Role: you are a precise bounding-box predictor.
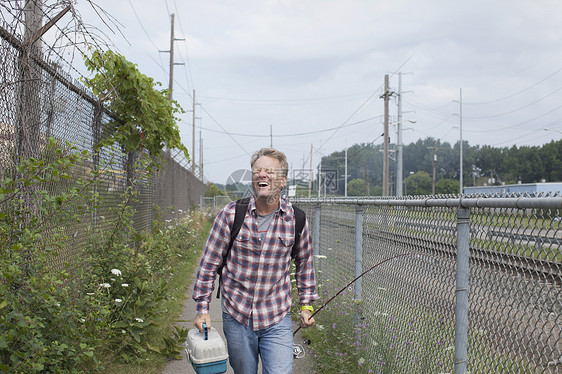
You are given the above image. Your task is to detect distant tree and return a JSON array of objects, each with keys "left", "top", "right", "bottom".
[
  {"left": 436, "top": 178, "right": 459, "bottom": 195},
  {"left": 370, "top": 185, "right": 383, "bottom": 196},
  {"left": 404, "top": 171, "right": 432, "bottom": 195},
  {"left": 541, "top": 140, "right": 562, "bottom": 181},
  {"left": 205, "top": 183, "right": 227, "bottom": 197},
  {"left": 347, "top": 178, "right": 367, "bottom": 196},
  {"left": 322, "top": 138, "right": 562, "bottom": 195}
]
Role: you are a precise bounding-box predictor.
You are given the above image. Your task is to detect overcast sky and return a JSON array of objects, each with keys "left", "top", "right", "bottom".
[{"left": 72, "top": 0, "right": 562, "bottom": 184}]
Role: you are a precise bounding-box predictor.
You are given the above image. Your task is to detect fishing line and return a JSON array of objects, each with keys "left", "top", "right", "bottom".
[{"left": 293, "top": 252, "right": 418, "bottom": 337}]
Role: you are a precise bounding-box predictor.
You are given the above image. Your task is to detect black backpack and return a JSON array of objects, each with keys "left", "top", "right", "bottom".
[{"left": 216, "top": 197, "right": 306, "bottom": 298}]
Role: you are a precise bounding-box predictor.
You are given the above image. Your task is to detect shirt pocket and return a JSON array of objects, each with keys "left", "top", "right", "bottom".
[
  {"left": 274, "top": 235, "right": 295, "bottom": 260},
  {"left": 233, "top": 229, "right": 259, "bottom": 261},
  {"left": 279, "top": 235, "right": 295, "bottom": 248}
]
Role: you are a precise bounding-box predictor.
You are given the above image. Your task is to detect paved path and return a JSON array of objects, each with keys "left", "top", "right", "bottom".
[{"left": 161, "top": 271, "right": 316, "bottom": 374}]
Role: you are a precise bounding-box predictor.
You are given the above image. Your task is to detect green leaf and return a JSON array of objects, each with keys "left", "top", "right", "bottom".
[
  {"left": 131, "top": 329, "right": 141, "bottom": 343},
  {"left": 113, "top": 321, "right": 130, "bottom": 329},
  {"left": 146, "top": 343, "right": 161, "bottom": 354}
]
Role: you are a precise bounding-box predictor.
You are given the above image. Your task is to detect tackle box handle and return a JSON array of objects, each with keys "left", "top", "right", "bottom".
[{"left": 202, "top": 322, "right": 208, "bottom": 341}]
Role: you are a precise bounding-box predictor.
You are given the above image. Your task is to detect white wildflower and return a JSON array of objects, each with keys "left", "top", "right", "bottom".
[
  {"left": 115, "top": 298, "right": 123, "bottom": 303},
  {"left": 99, "top": 283, "right": 111, "bottom": 288},
  {"left": 135, "top": 318, "right": 144, "bottom": 323},
  {"left": 80, "top": 318, "right": 85, "bottom": 323},
  {"left": 86, "top": 292, "right": 95, "bottom": 296},
  {"left": 122, "top": 330, "right": 127, "bottom": 334},
  {"left": 121, "top": 283, "right": 129, "bottom": 287},
  {"left": 110, "top": 269, "right": 122, "bottom": 277}
]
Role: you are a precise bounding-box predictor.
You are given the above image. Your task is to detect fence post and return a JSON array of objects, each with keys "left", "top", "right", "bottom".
[
  {"left": 455, "top": 206, "right": 470, "bottom": 374},
  {"left": 355, "top": 204, "right": 363, "bottom": 300}
]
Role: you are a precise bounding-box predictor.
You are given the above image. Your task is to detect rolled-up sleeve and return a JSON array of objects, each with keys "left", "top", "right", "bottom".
[
  {"left": 293, "top": 219, "right": 319, "bottom": 305},
  {"left": 192, "top": 204, "right": 233, "bottom": 314}
]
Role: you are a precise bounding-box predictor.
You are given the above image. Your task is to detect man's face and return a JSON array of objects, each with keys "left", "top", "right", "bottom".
[{"left": 251, "top": 156, "right": 286, "bottom": 202}]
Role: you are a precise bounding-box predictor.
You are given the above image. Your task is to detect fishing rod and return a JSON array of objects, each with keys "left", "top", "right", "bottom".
[{"left": 294, "top": 252, "right": 418, "bottom": 336}]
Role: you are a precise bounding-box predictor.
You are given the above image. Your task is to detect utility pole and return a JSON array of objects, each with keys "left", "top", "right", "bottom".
[
  {"left": 168, "top": 14, "right": 175, "bottom": 100},
  {"left": 192, "top": 89, "right": 196, "bottom": 173},
  {"left": 364, "top": 160, "right": 368, "bottom": 196},
  {"left": 163, "top": 13, "right": 186, "bottom": 101},
  {"left": 428, "top": 141, "right": 438, "bottom": 195},
  {"left": 199, "top": 130, "right": 203, "bottom": 180},
  {"left": 396, "top": 72, "right": 403, "bottom": 196},
  {"left": 381, "top": 74, "right": 391, "bottom": 196},
  {"left": 345, "top": 147, "right": 348, "bottom": 197},
  {"left": 317, "top": 149, "right": 322, "bottom": 198}
]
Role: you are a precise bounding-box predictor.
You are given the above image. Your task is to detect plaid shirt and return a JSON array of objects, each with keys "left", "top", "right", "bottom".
[{"left": 193, "top": 196, "right": 318, "bottom": 330}]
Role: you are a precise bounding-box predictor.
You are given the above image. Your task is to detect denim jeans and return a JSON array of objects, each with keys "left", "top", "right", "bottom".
[{"left": 222, "top": 311, "right": 293, "bottom": 374}]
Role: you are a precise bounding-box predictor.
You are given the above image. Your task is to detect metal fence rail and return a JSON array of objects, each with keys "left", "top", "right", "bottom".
[{"left": 293, "top": 195, "right": 561, "bottom": 374}]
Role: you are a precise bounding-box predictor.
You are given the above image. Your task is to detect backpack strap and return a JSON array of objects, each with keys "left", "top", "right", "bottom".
[
  {"left": 291, "top": 206, "right": 306, "bottom": 259},
  {"left": 216, "top": 197, "right": 250, "bottom": 299}
]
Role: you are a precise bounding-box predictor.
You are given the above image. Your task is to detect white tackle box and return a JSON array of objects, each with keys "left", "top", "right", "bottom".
[{"left": 185, "top": 324, "right": 228, "bottom": 374}]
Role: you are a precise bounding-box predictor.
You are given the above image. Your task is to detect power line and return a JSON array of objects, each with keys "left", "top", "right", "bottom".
[
  {"left": 464, "top": 68, "right": 562, "bottom": 105},
  {"left": 465, "top": 85, "right": 562, "bottom": 120},
  {"left": 319, "top": 54, "right": 414, "bottom": 151},
  {"left": 198, "top": 92, "right": 373, "bottom": 105},
  {"left": 199, "top": 116, "right": 381, "bottom": 138}
]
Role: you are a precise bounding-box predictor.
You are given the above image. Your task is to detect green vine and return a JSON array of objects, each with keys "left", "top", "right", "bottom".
[{"left": 83, "top": 50, "right": 189, "bottom": 162}]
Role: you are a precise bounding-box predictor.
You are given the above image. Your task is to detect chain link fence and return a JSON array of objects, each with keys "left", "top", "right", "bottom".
[
  {"left": 200, "top": 195, "right": 235, "bottom": 215},
  {"left": 0, "top": 16, "right": 205, "bottom": 272},
  {"left": 294, "top": 194, "right": 561, "bottom": 373}
]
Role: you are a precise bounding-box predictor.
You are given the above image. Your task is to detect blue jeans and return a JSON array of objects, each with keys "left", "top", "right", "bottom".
[{"left": 222, "top": 311, "right": 293, "bottom": 374}]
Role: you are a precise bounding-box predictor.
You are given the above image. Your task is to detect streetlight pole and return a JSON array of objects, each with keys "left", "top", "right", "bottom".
[
  {"left": 397, "top": 72, "right": 404, "bottom": 196},
  {"left": 345, "top": 147, "right": 348, "bottom": 197},
  {"left": 382, "top": 75, "right": 390, "bottom": 196},
  {"left": 459, "top": 88, "right": 463, "bottom": 195}
]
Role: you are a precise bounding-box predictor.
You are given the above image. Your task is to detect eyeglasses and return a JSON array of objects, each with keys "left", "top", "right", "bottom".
[{"left": 252, "top": 168, "right": 278, "bottom": 177}]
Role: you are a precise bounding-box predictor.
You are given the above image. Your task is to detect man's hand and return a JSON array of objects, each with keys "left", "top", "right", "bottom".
[
  {"left": 300, "top": 309, "right": 315, "bottom": 328},
  {"left": 194, "top": 313, "right": 211, "bottom": 332}
]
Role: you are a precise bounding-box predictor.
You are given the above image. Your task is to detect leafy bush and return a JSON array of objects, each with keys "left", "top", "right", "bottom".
[
  {"left": 0, "top": 139, "right": 206, "bottom": 372},
  {"left": 0, "top": 139, "right": 102, "bottom": 372}
]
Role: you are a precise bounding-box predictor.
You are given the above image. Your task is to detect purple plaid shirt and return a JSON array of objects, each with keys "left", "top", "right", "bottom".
[{"left": 193, "top": 196, "right": 318, "bottom": 330}]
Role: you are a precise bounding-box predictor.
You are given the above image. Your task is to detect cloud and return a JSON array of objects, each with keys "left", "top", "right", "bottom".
[{"left": 72, "top": 0, "right": 562, "bottom": 183}]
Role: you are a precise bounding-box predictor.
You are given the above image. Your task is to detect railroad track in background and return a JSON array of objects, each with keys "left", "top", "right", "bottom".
[{"left": 321, "top": 217, "right": 561, "bottom": 286}]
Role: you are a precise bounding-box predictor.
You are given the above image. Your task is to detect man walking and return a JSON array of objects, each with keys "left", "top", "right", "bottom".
[{"left": 193, "top": 148, "right": 318, "bottom": 373}]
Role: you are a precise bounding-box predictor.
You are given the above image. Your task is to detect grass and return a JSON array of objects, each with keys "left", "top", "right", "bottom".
[
  {"left": 104, "top": 217, "right": 212, "bottom": 374},
  {"left": 301, "top": 276, "right": 537, "bottom": 374}
]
